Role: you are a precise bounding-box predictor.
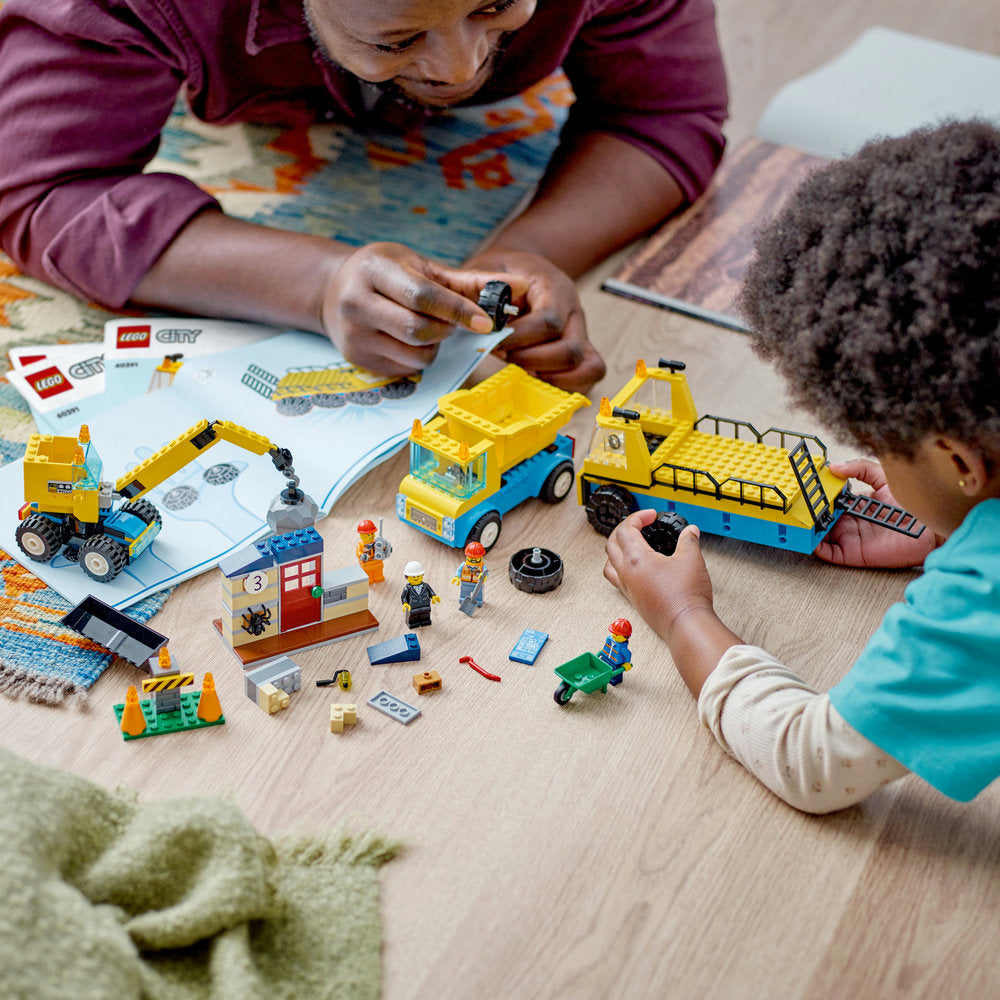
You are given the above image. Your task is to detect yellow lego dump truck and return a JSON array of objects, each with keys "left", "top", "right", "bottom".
[
  {"left": 16, "top": 419, "right": 299, "bottom": 583},
  {"left": 396, "top": 364, "right": 590, "bottom": 551},
  {"left": 577, "top": 359, "right": 924, "bottom": 554}
]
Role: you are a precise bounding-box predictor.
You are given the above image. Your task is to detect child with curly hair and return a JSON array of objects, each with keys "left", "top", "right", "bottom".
[{"left": 603, "top": 120, "right": 1000, "bottom": 813}]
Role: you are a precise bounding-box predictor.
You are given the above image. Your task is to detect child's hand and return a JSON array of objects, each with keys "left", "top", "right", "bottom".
[
  {"left": 603, "top": 510, "right": 713, "bottom": 644},
  {"left": 321, "top": 242, "right": 505, "bottom": 375},
  {"left": 464, "top": 248, "right": 606, "bottom": 394},
  {"left": 818, "top": 459, "right": 938, "bottom": 568}
]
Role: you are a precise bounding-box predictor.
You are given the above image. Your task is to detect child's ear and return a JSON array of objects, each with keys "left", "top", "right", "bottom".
[{"left": 936, "top": 436, "right": 989, "bottom": 496}]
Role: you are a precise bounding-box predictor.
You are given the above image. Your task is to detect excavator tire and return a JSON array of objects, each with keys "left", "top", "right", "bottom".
[
  {"left": 15, "top": 514, "right": 66, "bottom": 562},
  {"left": 121, "top": 498, "right": 162, "bottom": 529},
  {"left": 80, "top": 535, "right": 128, "bottom": 583}
]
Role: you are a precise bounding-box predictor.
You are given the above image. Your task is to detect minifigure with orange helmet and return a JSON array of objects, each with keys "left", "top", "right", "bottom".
[
  {"left": 356, "top": 516, "right": 392, "bottom": 584},
  {"left": 599, "top": 617, "right": 633, "bottom": 685},
  {"left": 451, "top": 539, "right": 487, "bottom": 609}
]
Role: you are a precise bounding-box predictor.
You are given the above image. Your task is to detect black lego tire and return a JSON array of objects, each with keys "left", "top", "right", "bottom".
[
  {"left": 509, "top": 546, "right": 564, "bottom": 594},
  {"left": 477, "top": 280, "right": 513, "bottom": 331},
  {"left": 538, "top": 460, "right": 575, "bottom": 503},
  {"left": 583, "top": 483, "right": 638, "bottom": 537},
  {"left": 79, "top": 535, "right": 128, "bottom": 583},
  {"left": 15, "top": 514, "right": 66, "bottom": 563},
  {"left": 640, "top": 511, "right": 689, "bottom": 556},
  {"left": 121, "top": 498, "right": 162, "bottom": 530},
  {"left": 553, "top": 681, "right": 573, "bottom": 705},
  {"left": 467, "top": 510, "right": 502, "bottom": 551}
]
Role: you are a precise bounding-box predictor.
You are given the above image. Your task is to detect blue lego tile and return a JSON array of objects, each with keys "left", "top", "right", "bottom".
[
  {"left": 509, "top": 628, "right": 549, "bottom": 664},
  {"left": 367, "top": 690, "right": 421, "bottom": 725},
  {"left": 367, "top": 633, "right": 421, "bottom": 664}
]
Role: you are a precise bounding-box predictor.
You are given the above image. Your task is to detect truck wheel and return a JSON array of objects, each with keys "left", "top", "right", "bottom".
[
  {"left": 80, "top": 535, "right": 128, "bottom": 583},
  {"left": 347, "top": 389, "right": 381, "bottom": 406},
  {"left": 15, "top": 514, "right": 65, "bottom": 562},
  {"left": 276, "top": 396, "right": 312, "bottom": 416},
  {"left": 553, "top": 682, "right": 573, "bottom": 705},
  {"left": 312, "top": 392, "right": 347, "bottom": 408},
  {"left": 121, "top": 498, "right": 162, "bottom": 530},
  {"left": 467, "top": 511, "right": 502, "bottom": 551},
  {"left": 539, "top": 461, "right": 575, "bottom": 503},
  {"left": 477, "top": 280, "right": 513, "bottom": 331},
  {"left": 584, "top": 484, "right": 638, "bottom": 537},
  {"left": 641, "top": 511, "right": 689, "bottom": 556},
  {"left": 382, "top": 379, "right": 418, "bottom": 400},
  {"left": 509, "top": 546, "right": 564, "bottom": 593}
]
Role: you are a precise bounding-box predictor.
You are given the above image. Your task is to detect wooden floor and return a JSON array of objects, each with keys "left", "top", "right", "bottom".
[{"left": 3, "top": 3, "right": 999, "bottom": 997}]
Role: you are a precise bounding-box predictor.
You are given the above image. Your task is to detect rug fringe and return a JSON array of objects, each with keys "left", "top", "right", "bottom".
[{"left": 0, "top": 661, "right": 88, "bottom": 706}]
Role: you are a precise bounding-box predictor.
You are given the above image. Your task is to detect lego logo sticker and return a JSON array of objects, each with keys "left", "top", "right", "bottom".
[
  {"left": 28, "top": 366, "right": 72, "bottom": 399},
  {"left": 117, "top": 324, "right": 152, "bottom": 349}
]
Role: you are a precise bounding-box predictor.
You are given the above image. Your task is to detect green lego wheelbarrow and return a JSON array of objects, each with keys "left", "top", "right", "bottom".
[{"left": 553, "top": 651, "right": 630, "bottom": 705}]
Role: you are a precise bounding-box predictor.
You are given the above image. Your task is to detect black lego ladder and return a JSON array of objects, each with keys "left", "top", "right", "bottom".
[
  {"left": 788, "top": 439, "right": 834, "bottom": 530},
  {"left": 834, "top": 488, "right": 926, "bottom": 538}
]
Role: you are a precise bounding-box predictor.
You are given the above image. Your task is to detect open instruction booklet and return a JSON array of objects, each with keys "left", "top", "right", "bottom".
[
  {"left": 2, "top": 317, "right": 508, "bottom": 609},
  {"left": 603, "top": 27, "right": 1000, "bottom": 331}
]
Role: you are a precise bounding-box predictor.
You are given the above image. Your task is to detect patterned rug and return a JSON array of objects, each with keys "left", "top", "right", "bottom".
[{"left": 0, "top": 73, "right": 571, "bottom": 702}]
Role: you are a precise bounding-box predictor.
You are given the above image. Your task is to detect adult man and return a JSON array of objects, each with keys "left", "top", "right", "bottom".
[{"left": 0, "top": 0, "right": 727, "bottom": 394}]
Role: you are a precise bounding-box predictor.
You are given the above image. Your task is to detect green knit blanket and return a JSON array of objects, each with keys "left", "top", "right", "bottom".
[{"left": 0, "top": 747, "right": 397, "bottom": 1000}]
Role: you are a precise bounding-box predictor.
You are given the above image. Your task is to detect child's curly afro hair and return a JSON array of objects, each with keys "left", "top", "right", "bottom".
[{"left": 738, "top": 120, "right": 1000, "bottom": 458}]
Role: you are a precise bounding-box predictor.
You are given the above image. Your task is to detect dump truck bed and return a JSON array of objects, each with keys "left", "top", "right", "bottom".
[{"left": 434, "top": 365, "right": 589, "bottom": 472}]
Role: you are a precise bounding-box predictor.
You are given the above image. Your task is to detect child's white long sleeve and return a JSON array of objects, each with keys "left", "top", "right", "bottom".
[{"left": 697, "top": 645, "right": 909, "bottom": 813}]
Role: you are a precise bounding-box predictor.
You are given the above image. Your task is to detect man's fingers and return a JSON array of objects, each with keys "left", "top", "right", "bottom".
[
  {"left": 341, "top": 329, "right": 440, "bottom": 375},
  {"left": 370, "top": 264, "right": 495, "bottom": 334}
]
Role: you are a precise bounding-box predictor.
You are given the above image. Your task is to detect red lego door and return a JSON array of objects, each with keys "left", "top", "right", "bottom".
[{"left": 278, "top": 556, "right": 322, "bottom": 631}]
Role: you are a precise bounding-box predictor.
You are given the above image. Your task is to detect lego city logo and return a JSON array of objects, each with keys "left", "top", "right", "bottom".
[
  {"left": 116, "top": 324, "right": 152, "bottom": 349},
  {"left": 68, "top": 355, "right": 104, "bottom": 380},
  {"left": 156, "top": 328, "right": 202, "bottom": 344},
  {"left": 28, "top": 365, "right": 72, "bottom": 399}
]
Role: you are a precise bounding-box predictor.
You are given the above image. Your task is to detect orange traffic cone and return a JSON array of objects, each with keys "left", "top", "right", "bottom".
[
  {"left": 197, "top": 672, "right": 223, "bottom": 722},
  {"left": 120, "top": 686, "right": 147, "bottom": 736}
]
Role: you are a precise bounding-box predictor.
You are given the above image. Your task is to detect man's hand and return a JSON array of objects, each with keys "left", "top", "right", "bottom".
[
  {"left": 818, "top": 459, "right": 938, "bottom": 569},
  {"left": 321, "top": 242, "right": 505, "bottom": 375},
  {"left": 465, "top": 248, "right": 605, "bottom": 394}
]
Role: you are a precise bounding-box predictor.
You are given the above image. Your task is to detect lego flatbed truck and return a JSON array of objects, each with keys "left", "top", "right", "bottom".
[
  {"left": 577, "top": 359, "right": 923, "bottom": 554},
  {"left": 396, "top": 364, "right": 590, "bottom": 551}
]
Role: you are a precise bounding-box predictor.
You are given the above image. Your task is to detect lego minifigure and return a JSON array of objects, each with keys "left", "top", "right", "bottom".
[
  {"left": 401, "top": 560, "right": 440, "bottom": 628},
  {"left": 356, "top": 517, "right": 392, "bottom": 584},
  {"left": 452, "top": 540, "right": 487, "bottom": 614},
  {"left": 599, "top": 618, "right": 632, "bottom": 686}
]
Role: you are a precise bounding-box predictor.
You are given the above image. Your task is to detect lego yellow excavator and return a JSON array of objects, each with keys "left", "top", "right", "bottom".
[{"left": 16, "top": 419, "right": 301, "bottom": 583}]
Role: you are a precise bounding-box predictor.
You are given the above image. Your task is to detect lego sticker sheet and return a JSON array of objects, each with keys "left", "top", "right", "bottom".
[{"left": 0, "top": 325, "right": 507, "bottom": 609}]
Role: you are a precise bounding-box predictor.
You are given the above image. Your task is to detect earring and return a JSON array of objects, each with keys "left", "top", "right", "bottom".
[{"left": 959, "top": 479, "right": 967, "bottom": 488}]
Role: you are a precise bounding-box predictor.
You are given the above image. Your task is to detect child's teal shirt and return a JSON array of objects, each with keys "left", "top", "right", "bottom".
[{"left": 829, "top": 499, "right": 1000, "bottom": 802}]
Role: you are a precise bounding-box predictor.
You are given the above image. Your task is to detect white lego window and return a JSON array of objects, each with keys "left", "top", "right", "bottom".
[{"left": 301, "top": 574, "right": 316, "bottom": 588}]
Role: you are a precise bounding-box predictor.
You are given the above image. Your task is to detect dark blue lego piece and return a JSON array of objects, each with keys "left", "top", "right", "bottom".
[
  {"left": 509, "top": 628, "right": 549, "bottom": 665},
  {"left": 367, "top": 633, "right": 421, "bottom": 665}
]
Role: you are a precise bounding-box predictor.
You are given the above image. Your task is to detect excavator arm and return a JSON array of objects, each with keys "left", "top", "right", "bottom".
[{"left": 114, "top": 419, "right": 298, "bottom": 501}]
